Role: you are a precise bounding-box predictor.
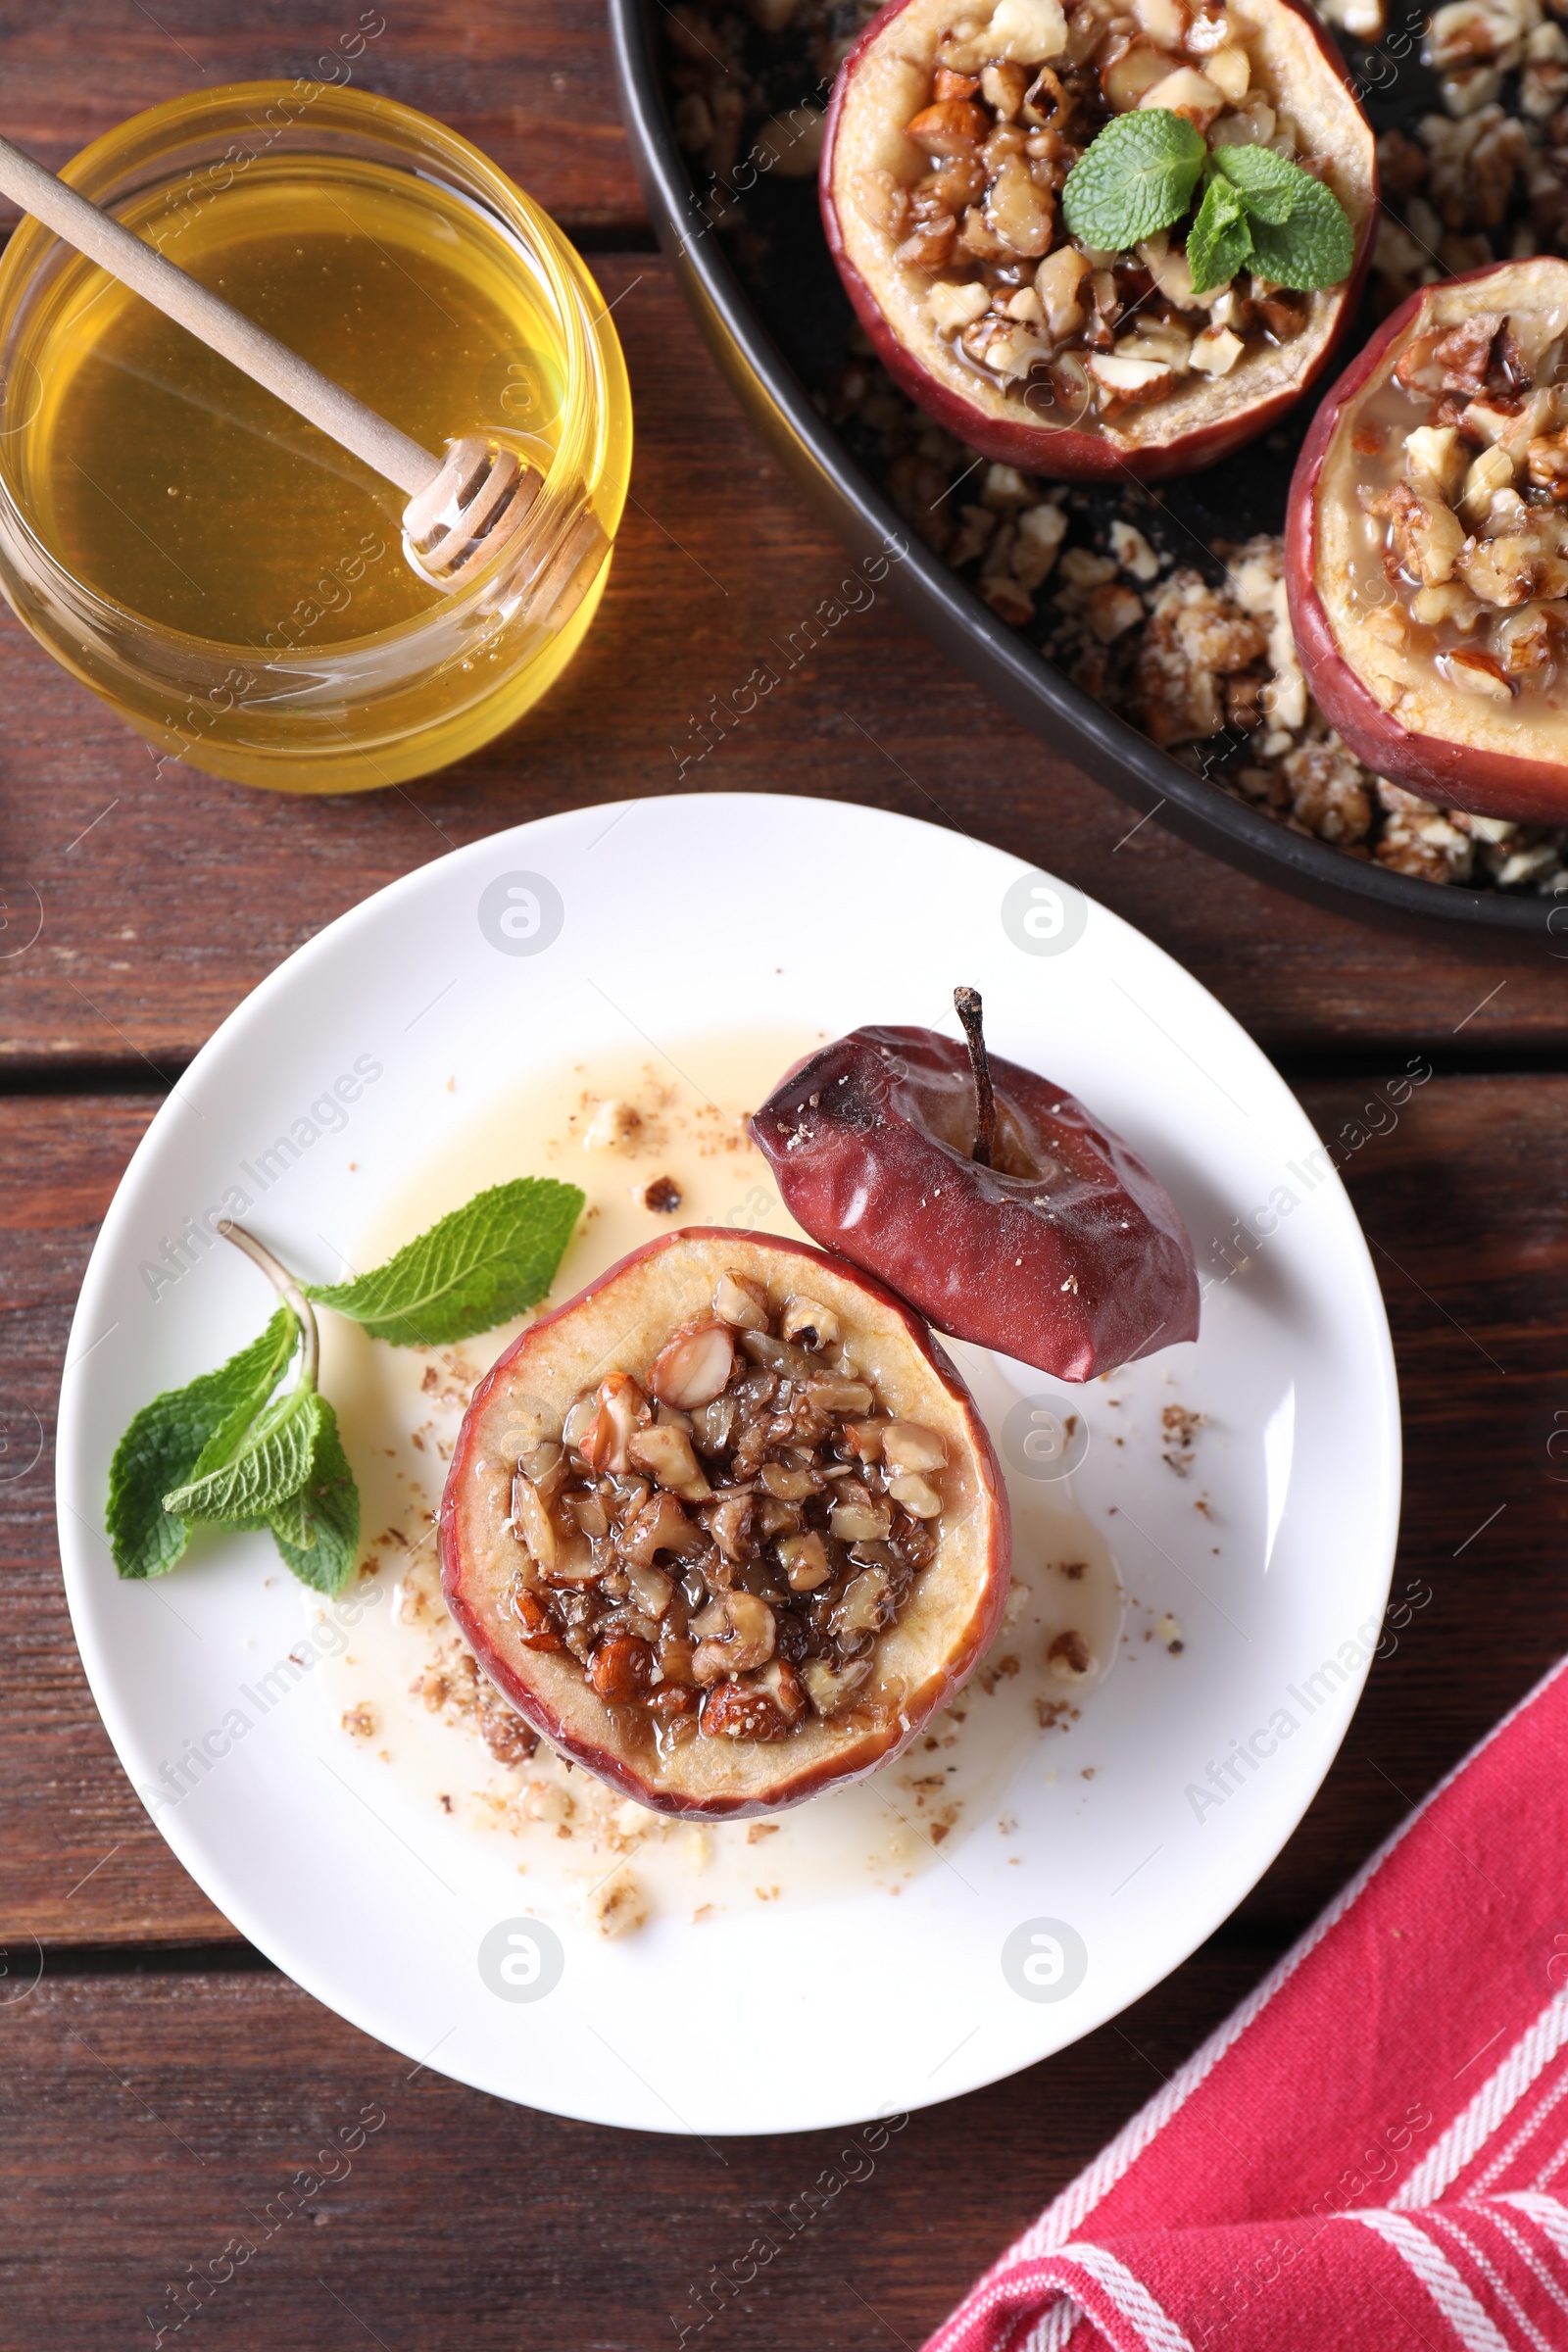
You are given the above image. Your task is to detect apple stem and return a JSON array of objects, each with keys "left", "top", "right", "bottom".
[{"left": 954, "top": 985, "right": 995, "bottom": 1169}]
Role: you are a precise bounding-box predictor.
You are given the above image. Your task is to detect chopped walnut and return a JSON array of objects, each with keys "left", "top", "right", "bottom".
[
  {"left": 1281, "top": 739, "right": 1374, "bottom": 844},
  {"left": 583, "top": 1868, "right": 648, "bottom": 1937},
  {"left": 1133, "top": 572, "right": 1267, "bottom": 745},
  {"left": 583, "top": 1098, "right": 643, "bottom": 1152},
  {"left": 1047, "top": 1630, "right": 1094, "bottom": 1681},
  {"left": 1364, "top": 480, "right": 1468, "bottom": 586}
]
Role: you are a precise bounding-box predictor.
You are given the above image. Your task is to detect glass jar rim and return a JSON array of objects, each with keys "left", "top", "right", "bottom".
[{"left": 0, "top": 77, "right": 606, "bottom": 664}]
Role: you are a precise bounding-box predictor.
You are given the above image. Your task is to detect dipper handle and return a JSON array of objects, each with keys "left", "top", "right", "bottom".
[
  {"left": 0, "top": 128, "right": 596, "bottom": 602},
  {"left": 0, "top": 131, "right": 440, "bottom": 498}
]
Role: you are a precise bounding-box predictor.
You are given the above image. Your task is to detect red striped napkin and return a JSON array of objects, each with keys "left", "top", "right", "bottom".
[{"left": 926, "top": 1656, "right": 1568, "bottom": 2352}]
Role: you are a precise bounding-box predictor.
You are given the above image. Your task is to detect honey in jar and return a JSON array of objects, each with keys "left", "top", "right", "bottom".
[{"left": 0, "top": 81, "right": 631, "bottom": 790}]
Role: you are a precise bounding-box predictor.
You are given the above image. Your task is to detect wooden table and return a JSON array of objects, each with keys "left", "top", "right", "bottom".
[{"left": 3, "top": 8, "right": 1565, "bottom": 2343}]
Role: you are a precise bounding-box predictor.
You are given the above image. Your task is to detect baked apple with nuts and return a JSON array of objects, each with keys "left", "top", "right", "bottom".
[
  {"left": 1287, "top": 258, "right": 1568, "bottom": 820},
  {"left": 820, "top": 0, "right": 1375, "bottom": 478},
  {"left": 440, "top": 1229, "right": 1010, "bottom": 1817},
  {"left": 752, "top": 992, "right": 1198, "bottom": 1382}
]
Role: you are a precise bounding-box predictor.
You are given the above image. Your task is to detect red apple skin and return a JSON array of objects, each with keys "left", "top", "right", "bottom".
[
  {"left": 751, "top": 1027, "right": 1200, "bottom": 1382},
  {"left": 820, "top": 0, "right": 1376, "bottom": 484},
  {"left": 439, "top": 1228, "right": 1012, "bottom": 1819},
  {"left": 1287, "top": 265, "right": 1568, "bottom": 823}
]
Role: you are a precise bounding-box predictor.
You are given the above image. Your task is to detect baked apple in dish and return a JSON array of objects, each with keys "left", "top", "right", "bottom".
[
  {"left": 440, "top": 1230, "right": 1010, "bottom": 1817},
  {"left": 750, "top": 1004, "right": 1199, "bottom": 1382},
  {"left": 1287, "top": 257, "right": 1568, "bottom": 821},
  {"left": 820, "top": 0, "right": 1376, "bottom": 478}
]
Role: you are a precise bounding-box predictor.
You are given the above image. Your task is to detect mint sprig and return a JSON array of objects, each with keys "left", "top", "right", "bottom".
[
  {"left": 106, "top": 1176, "right": 584, "bottom": 1594},
  {"left": 1060, "top": 111, "right": 1205, "bottom": 253},
  {"left": 1058, "top": 113, "right": 1354, "bottom": 297},
  {"left": 305, "top": 1178, "right": 583, "bottom": 1346}
]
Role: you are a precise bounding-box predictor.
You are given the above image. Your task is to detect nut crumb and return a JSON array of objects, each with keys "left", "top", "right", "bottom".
[
  {"left": 341, "top": 1704, "right": 377, "bottom": 1739},
  {"left": 1035, "top": 1694, "right": 1079, "bottom": 1732},
  {"left": 583, "top": 1098, "right": 642, "bottom": 1152},
  {"left": 977, "top": 1651, "right": 1020, "bottom": 1695},
  {"left": 746, "top": 1821, "right": 781, "bottom": 1843},
  {"left": 1048, "top": 1631, "right": 1094, "bottom": 1683},
  {"left": 642, "top": 1174, "right": 683, "bottom": 1213},
  {"left": 1162, "top": 1405, "right": 1207, "bottom": 1446},
  {"left": 583, "top": 1868, "right": 647, "bottom": 1937}
]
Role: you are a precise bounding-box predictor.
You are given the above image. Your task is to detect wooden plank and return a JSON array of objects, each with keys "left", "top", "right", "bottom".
[
  {"left": 1238, "top": 1067, "right": 1568, "bottom": 1931},
  {"left": 1, "top": 258, "right": 1565, "bottom": 1071},
  {"left": 0, "top": 1942, "right": 1266, "bottom": 2349},
  {"left": 0, "top": 2, "right": 644, "bottom": 232},
  {"left": 6, "top": 1072, "right": 1566, "bottom": 1946},
  {"left": 1, "top": 1095, "right": 231, "bottom": 1943}
]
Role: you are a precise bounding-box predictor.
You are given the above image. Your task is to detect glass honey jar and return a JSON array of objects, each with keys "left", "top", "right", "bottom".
[{"left": 0, "top": 79, "right": 632, "bottom": 791}]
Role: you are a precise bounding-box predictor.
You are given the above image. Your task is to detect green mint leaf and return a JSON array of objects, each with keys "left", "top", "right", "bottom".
[
  {"left": 1061, "top": 110, "right": 1207, "bottom": 254},
  {"left": 164, "top": 1384, "right": 324, "bottom": 1526},
  {"left": 183, "top": 1309, "right": 303, "bottom": 1492},
  {"left": 305, "top": 1177, "right": 585, "bottom": 1346},
  {"left": 1211, "top": 145, "right": 1355, "bottom": 286},
  {"left": 107, "top": 1308, "right": 299, "bottom": 1579},
  {"left": 269, "top": 1400, "right": 360, "bottom": 1595},
  {"left": 1246, "top": 169, "right": 1355, "bottom": 290},
  {"left": 1186, "top": 172, "right": 1253, "bottom": 296},
  {"left": 1209, "top": 140, "right": 1301, "bottom": 224}
]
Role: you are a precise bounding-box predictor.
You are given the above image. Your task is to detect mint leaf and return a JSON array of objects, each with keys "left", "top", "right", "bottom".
[
  {"left": 107, "top": 1308, "right": 299, "bottom": 1579},
  {"left": 164, "top": 1384, "right": 325, "bottom": 1525},
  {"left": 1247, "top": 170, "right": 1354, "bottom": 290},
  {"left": 305, "top": 1177, "right": 584, "bottom": 1346},
  {"left": 1186, "top": 173, "right": 1253, "bottom": 296},
  {"left": 183, "top": 1308, "right": 303, "bottom": 1494},
  {"left": 1061, "top": 110, "right": 1206, "bottom": 254},
  {"left": 269, "top": 1400, "right": 360, "bottom": 1594},
  {"left": 1210, "top": 141, "right": 1300, "bottom": 224},
  {"left": 1211, "top": 145, "right": 1354, "bottom": 287}
]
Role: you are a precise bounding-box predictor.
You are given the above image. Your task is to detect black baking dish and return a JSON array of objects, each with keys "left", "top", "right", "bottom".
[{"left": 610, "top": 0, "right": 1568, "bottom": 945}]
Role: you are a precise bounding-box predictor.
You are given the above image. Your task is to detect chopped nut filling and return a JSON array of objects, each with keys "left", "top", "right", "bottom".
[
  {"left": 1351, "top": 305, "right": 1568, "bottom": 700},
  {"left": 504, "top": 1276, "right": 949, "bottom": 1746},
  {"left": 858, "top": 0, "right": 1312, "bottom": 423}
]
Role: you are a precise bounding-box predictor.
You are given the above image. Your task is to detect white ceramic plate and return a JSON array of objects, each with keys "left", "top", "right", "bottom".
[{"left": 56, "top": 794, "right": 1399, "bottom": 2135}]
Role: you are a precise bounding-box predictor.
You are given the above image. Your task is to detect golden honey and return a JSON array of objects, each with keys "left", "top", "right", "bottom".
[{"left": 0, "top": 84, "right": 632, "bottom": 791}]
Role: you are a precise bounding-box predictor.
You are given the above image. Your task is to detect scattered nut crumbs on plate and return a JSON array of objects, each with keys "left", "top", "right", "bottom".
[{"left": 1162, "top": 1402, "right": 1208, "bottom": 1477}]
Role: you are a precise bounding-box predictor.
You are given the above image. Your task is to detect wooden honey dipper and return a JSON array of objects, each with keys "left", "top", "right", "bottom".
[{"left": 0, "top": 129, "right": 588, "bottom": 605}]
